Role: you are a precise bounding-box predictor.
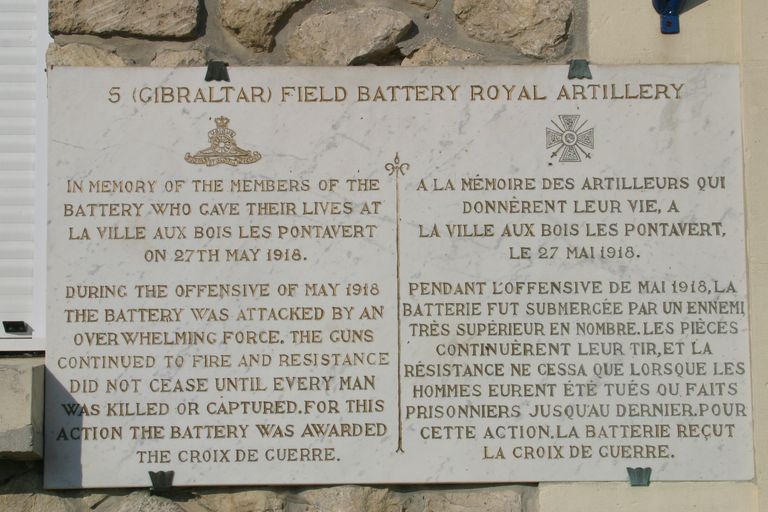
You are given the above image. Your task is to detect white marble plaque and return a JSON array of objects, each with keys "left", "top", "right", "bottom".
[{"left": 45, "top": 65, "right": 752, "bottom": 488}]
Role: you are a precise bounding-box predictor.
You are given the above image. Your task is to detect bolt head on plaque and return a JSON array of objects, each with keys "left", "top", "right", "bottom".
[
  {"left": 148, "top": 470, "right": 174, "bottom": 492},
  {"left": 204, "top": 61, "right": 230, "bottom": 82},
  {"left": 568, "top": 59, "right": 593, "bottom": 80},
  {"left": 627, "top": 467, "right": 652, "bottom": 486}
]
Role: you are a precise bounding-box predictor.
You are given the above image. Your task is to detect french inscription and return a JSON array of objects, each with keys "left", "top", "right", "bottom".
[{"left": 45, "top": 65, "right": 751, "bottom": 488}]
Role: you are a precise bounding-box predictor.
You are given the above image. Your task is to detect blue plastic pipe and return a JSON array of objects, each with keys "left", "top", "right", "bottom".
[{"left": 652, "top": 0, "right": 686, "bottom": 34}]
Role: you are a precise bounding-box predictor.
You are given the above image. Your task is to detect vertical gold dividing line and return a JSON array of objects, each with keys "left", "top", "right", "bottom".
[{"left": 396, "top": 170, "right": 404, "bottom": 454}]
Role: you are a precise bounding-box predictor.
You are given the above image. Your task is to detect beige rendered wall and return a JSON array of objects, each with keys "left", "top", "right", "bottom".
[
  {"left": 589, "top": 0, "right": 741, "bottom": 64},
  {"left": 537, "top": 1, "right": 764, "bottom": 511},
  {"left": 743, "top": 0, "right": 768, "bottom": 510}
]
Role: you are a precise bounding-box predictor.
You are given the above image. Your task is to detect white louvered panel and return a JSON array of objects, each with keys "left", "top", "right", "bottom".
[
  {"left": 0, "top": 169, "right": 34, "bottom": 187},
  {"left": 0, "top": 204, "right": 33, "bottom": 223},
  {"left": 0, "top": 99, "right": 35, "bottom": 117},
  {"left": 0, "top": 259, "right": 32, "bottom": 278},
  {"left": 0, "top": 305, "right": 32, "bottom": 318},
  {"left": 0, "top": 0, "right": 36, "bottom": 11},
  {"left": 0, "top": 46, "right": 35, "bottom": 64},
  {"left": 0, "top": 186, "right": 34, "bottom": 205},
  {"left": 0, "top": 303, "right": 33, "bottom": 317},
  {"left": 0, "top": 82, "right": 35, "bottom": 99},
  {"left": 0, "top": 224, "right": 34, "bottom": 242},
  {"left": 0, "top": 203, "right": 33, "bottom": 219},
  {"left": 0, "top": 207, "right": 33, "bottom": 231},
  {"left": 0, "top": 12, "right": 36, "bottom": 30},
  {"left": 0, "top": 117, "right": 33, "bottom": 135},
  {"left": 0, "top": 65, "right": 35, "bottom": 83},
  {"left": 0, "top": 240, "right": 33, "bottom": 260},
  {"left": 0, "top": 0, "right": 40, "bottom": 345},
  {"left": 0, "top": 296, "right": 33, "bottom": 310},
  {"left": 0, "top": 276, "right": 32, "bottom": 295},
  {"left": 0, "top": 152, "right": 34, "bottom": 170},
  {"left": 0, "top": 135, "right": 35, "bottom": 152},
  {"left": 0, "top": 32, "right": 35, "bottom": 48}
]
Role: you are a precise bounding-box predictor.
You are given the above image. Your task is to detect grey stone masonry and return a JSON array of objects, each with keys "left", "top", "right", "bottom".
[
  {"left": 47, "top": 0, "right": 587, "bottom": 67},
  {"left": 49, "top": 0, "right": 201, "bottom": 39},
  {"left": 0, "top": 361, "right": 43, "bottom": 460},
  {"left": 0, "top": 464, "right": 536, "bottom": 512}
]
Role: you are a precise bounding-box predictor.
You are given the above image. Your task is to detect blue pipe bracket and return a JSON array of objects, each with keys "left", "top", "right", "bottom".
[{"left": 653, "top": 0, "right": 686, "bottom": 34}]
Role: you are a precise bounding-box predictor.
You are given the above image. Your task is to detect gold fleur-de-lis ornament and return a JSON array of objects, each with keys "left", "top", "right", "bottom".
[{"left": 385, "top": 152, "right": 410, "bottom": 177}]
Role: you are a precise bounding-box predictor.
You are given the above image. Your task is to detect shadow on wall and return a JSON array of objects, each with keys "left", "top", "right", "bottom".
[
  {"left": 43, "top": 368, "right": 83, "bottom": 489},
  {"left": 681, "top": 0, "right": 710, "bottom": 13}
]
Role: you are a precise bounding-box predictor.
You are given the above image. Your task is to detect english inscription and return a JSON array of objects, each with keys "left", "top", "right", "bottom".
[{"left": 45, "top": 65, "right": 752, "bottom": 488}]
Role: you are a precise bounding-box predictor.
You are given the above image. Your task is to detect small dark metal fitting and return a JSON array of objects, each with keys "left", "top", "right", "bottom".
[
  {"left": 653, "top": 0, "right": 687, "bottom": 34},
  {"left": 205, "top": 61, "right": 230, "bottom": 82},
  {"left": 568, "top": 59, "right": 592, "bottom": 80},
  {"left": 149, "top": 470, "right": 175, "bottom": 492},
  {"left": 627, "top": 467, "right": 652, "bottom": 486}
]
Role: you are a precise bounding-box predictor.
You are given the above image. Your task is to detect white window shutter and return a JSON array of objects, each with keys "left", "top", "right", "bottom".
[{"left": 0, "top": 0, "right": 47, "bottom": 349}]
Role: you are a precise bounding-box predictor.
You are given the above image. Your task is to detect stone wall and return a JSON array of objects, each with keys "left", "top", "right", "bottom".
[
  {"left": 46, "top": 0, "right": 587, "bottom": 67},
  {"left": 0, "top": 462, "right": 536, "bottom": 512}
]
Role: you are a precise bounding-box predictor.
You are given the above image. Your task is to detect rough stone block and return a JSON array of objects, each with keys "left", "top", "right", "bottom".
[
  {"left": 407, "top": 0, "right": 439, "bottom": 9},
  {"left": 291, "top": 486, "right": 400, "bottom": 512},
  {"left": 287, "top": 7, "right": 413, "bottom": 65},
  {"left": 538, "top": 482, "right": 757, "bottom": 512},
  {"left": 0, "top": 462, "right": 93, "bottom": 511},
  {"left": 403, "top": 38, "right": 482, "bottom": 66},
  {"left": 93, "top": 491, "right": 186, "bottom": 512},
  {"left": 453, "top": 0, "right": 574, "bottom": 58},
  {"left": 49, "top": 0, "right": 200, "bottom": 39},
  {"left": 151, "top": 49, "right": 207, "bottom": 67},
  {"left": 220, "top": 0, "right": 308, "bottom": 52},
  {"left": 46, "top": 43, "right": 129, "bottom": 67},
  {"left": 196, "top": 489, "right": 286, "bottom": 512},
  {"left": 0, "top": 361, "right": 43, "bottom": 460},
  {"left": 402, "top": 488, "right": 525, "bottom": 512}
]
